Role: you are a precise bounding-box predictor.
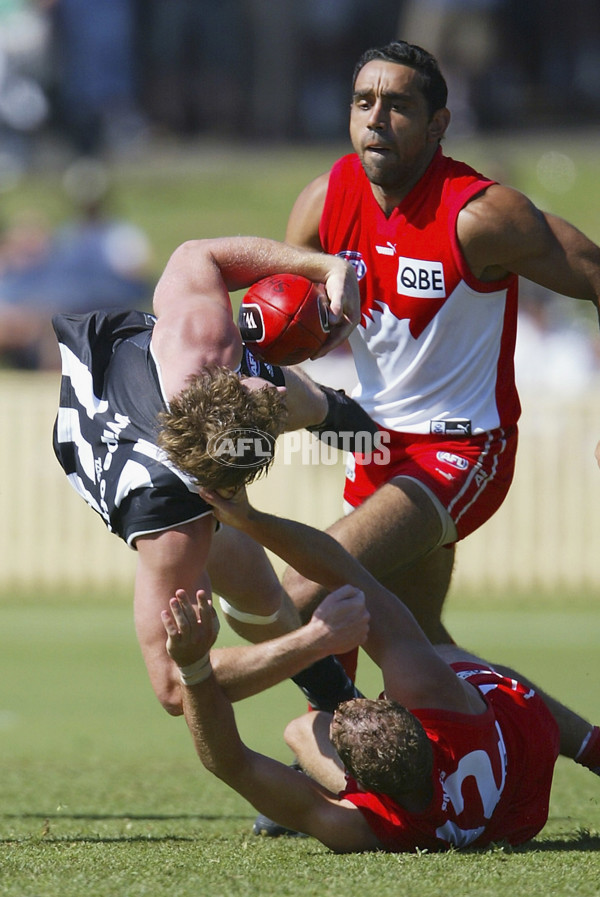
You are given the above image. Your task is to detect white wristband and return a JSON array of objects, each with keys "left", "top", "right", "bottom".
[{"left": 178, "top": 652, "right": 212, "bottom": 686}]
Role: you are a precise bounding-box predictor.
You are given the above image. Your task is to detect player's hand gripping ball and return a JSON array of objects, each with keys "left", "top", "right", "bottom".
[{"left": 238, "top": 274, "right": 330, "bottom": 365}]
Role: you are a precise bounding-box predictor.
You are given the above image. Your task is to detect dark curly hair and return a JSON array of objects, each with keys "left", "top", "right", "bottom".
[
  {"left": 158, "top": 366, "right": 287, "bottom": 492},
  {"left": 331, "top": 698, "right": 433, "bottom": 799}
]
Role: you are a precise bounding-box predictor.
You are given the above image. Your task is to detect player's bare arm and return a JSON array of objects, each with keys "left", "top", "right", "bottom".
[
  {"left": 162, "top": 589, "right": 381, "bottom": 852},
  {"left": 199, "top": 487, "right": 480, "bottom": 714},
  {"left": 458, "top": 184, "right": 600, "bottom": 306},
  {"left": 284, "top": 709, "right": 348, "bottom": 794},
  {"left": 169, "top": 585, "right": 369, "bottom": 703},
  {"left": 278, "top": 365, "right": 328, "bottom": 429},
  {"left": 285, "top": 173, "right": 329, "bottom": 250},
  {"left": 155, "top": 236, "right": 357, "bottom": 312},
  {"left": 285, "top": 176, "right": 360, "bottom": 351},
  {"left": 137, "top": 511, "right": 352, "bottom": 712},
  {"left": 152, "top": 236, "right": 358, "bottom": 389}
]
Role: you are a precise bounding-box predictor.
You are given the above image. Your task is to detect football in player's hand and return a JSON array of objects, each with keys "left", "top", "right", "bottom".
[{"left": 238, "top": 274, "right": 330, "bottom": 365}]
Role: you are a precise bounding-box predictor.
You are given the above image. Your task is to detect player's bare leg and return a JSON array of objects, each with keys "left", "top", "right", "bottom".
[
  {"left": 283, "top": 477, "right": 456, "bottom": 645},
  {"left": 208, "top": 521, "right": 362, "bottom": 720},
  {"left": 436, "top": 645, "right": 600, "bottom": 771},
  {"left": 489, "top": 663, "right": 596, "bottom": 761},
  {"left": 207, "top": 523, "right": 301, "bottom": 641}
]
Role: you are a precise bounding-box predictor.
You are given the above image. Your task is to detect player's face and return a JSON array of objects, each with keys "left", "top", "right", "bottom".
[{"left": 350, "top": 61, "right": 447, "bottom": 199}]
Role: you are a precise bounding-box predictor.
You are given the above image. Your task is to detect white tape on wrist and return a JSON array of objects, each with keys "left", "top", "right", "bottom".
[
  {"left": 218, "top": 596, "right": 280, "bottom": 626},
  {"left": 179, "top": 652, "right": 212, "bottom": 686}
]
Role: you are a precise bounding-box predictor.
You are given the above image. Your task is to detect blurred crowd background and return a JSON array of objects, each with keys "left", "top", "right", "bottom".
[
  {"left": 0, "top": 0, "right": 600, "bottom": 157},
  {"left": 0, "top": 0, "right": 599, "bottom": 379},
  {"left": 0, "top": 0, "right": 600, "bottom": 154},
  {"left": 1, "top": 0, "right": 600, "bottom": 164}
]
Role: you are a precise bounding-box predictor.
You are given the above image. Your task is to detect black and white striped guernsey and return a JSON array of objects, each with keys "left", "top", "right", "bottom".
[{"left": 52, "top": 309, "right": 284, "bottom": 547}]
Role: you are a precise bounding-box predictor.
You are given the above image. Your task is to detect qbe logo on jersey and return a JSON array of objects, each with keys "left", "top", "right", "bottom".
[{"left": 397, "top": 256, "right": 446, "bottom": 298}]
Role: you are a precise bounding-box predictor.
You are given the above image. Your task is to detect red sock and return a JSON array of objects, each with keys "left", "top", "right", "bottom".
[
  {"left": 576, "top": 725, "right": 600, "bottom": 775},
  {"left": 335, "top": 647, "right": 358, "bottom": 682}
]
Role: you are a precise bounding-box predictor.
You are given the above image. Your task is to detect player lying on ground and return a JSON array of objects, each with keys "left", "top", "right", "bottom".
[
  {"left": 161, "top": 488, "right": 600, "bottom": 853},
  {"left": 53, "top": 235, "right": 377, "bottom": 716}
]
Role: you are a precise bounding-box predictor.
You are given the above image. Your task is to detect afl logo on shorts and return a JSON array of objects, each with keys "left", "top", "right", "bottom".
[
  {"left": 436, "top": 451, "right": 469, "bottom": 470},
  {"left": 337, "top": 250, "right": 367, "bottom": 281}
]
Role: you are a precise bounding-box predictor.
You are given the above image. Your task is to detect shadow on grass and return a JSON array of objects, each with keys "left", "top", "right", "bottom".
[
  {"left": 521, "top": 833, "right": 600, "bottom": 853},
  {"left": 1, "top": 835, "right": 198, "bottom": 844},
  {"left": 0, "top": 810, "right": 253, "bottom": 844},
  {"left": 3, "top": 815, "right": 599, "bottom": 853},
  {"left": 0, "top": 811, "right": 249, "bottom": 822},
  {"left": 468, "top": 831, "right": 600, "bottom": 855}
]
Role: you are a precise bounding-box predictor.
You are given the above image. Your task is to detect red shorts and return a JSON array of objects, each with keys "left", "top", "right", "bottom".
[{"left": 343, "top": 426, "right": 518, "bottom": 542}]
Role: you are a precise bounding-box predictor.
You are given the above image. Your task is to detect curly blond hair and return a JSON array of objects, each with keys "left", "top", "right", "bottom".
[
  {"left": 331, "top": 699, "right": 433, "bottom": 800},
  {"left": 158, "top": 366, "right": 287, "bottom": 491}
]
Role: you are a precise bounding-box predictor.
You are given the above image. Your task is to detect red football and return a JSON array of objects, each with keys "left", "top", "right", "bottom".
[{"left": 238, "top": 273, "right": 330, "bottom": 365}]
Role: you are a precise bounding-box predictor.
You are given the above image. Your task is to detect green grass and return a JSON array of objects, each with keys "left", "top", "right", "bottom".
[
  {"left": 5, "top": 132, "right": 599, "bottom": 347},
  {"left": 7, "top": 129, "right": 600, "bottom": 279},
  {"left": 2, "top": 598, "right": 600, "bottom": 896}
]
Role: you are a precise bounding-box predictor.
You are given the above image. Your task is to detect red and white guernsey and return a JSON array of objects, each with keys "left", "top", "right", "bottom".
[
  {"left": 341, "top": 663, "right": 560, "bottom": 851},
  {"left": 319, "top": 149, "right": 521, "bottom": 435}
]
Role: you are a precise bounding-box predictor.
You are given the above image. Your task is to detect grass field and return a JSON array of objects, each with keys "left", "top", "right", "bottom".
[
  {"left": 5, "top": 128, "right": 600, "bottom": 279},
  {"left": 2, "top": 597, "right": 600, "bottom": 896}
]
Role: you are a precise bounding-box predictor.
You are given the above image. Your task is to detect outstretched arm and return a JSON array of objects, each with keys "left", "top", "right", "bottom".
[
  {"left": 278, "top": 363, "right": 379, "bottom": 437},
  {"left": 284, "top": 174, "right": 358, "bottom": 353},
  {"left": 200, "top": 486, "right": 387, "bottom": 597},
  {"left": 135, "top": 516, "right": 369, "bottom": 711},
  {"left": 162, "top": 590, "right": 380, "bottom": 852},
  {"left": 152, "top": 236, "right": 359, "bottom": 397},
  {"left": 209, "top": 584, "right": 370, "bottom": 702},
  {"left": 198, "top": 488, "right": 473, "bottom": 713},
  {"left": 459, "top": 184, "right": 600, "bottom": 308}
]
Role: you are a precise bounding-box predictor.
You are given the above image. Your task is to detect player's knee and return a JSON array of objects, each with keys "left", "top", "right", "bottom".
[
  {"left": 282, "top": 567, "right": 327, "bottom": 623},
  {"left": 220, "top": 580, "right": 283, "bottom": 621},
  {"left": 283, "top": 715, "right": 304, "bottom": 752}
]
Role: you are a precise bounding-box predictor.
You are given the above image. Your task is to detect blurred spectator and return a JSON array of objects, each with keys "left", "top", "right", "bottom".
[
  {"left": 295, "top": 0, "right": 404, "bottom": 140},
  {"left": 47, "top": 0, "right": 146, "bottom": 156},
  {"left": 138, "top": 0, "right": 250, "bottom": 138},
  {"left": 399, "top": 0, "right": 600, "bottom": 133},
  {"left": 0, "top": 158, "right": 152, "bottom": 369},
  {"left": 398, "top": 0, "right": 503, "bottom": 135},
  {"left": 515, "top": 282, "right": 600, "bottom": 396},
  {"left": 0, "top": 0, "right": 51, "bottom": 174},
  {"left": 14, "top": 0, "right": 596, "bottom": 151},
  {"left": 487, "top": 0, "right": 600, "bottom": 129}
]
